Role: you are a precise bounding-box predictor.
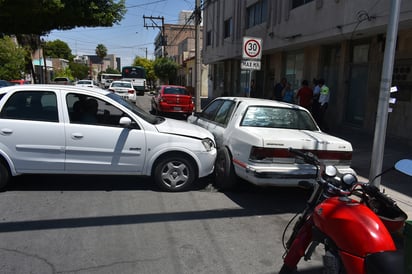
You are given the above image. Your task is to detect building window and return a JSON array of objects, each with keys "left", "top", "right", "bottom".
[
  {"left": 224, "top": 18, "right": 232, "bottom": 38},
  {"left": 285, "top": 52, "right": 304, "bottom": 90},
  {"left": 206, "top": 30, "right": 212, "bottom": 46},
  {"left": 247, "top": 0, "right": 268, "bottom": 28},
  {"left": 292, "top": 0, "right": 314, "bottom": 9}
]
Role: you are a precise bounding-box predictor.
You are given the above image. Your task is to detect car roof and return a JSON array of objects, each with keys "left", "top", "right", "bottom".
[
  {"left": 161, "top": 85, "right": 186, "bottom": 88},
  {"left": 111, "top": 81, "right": 132, "bottom": 84},
  {"left": 0, "top": 84, "right": 110, "bottom": 96},
  {"left": 214, "top": 96, "right": 307, "bottom": 109}
]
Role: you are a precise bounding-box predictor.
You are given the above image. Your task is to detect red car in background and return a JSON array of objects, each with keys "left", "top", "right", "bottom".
[{"left": 151, "top": 85, "right": 194, "bottom": 117}]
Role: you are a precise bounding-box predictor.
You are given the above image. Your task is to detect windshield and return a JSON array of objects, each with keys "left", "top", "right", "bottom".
[
  {"left": 106, "top": 93, "right": 162, "bottom": 124},
  {"left": 240, "top": 106, "right": 318, "bottom": 130}
]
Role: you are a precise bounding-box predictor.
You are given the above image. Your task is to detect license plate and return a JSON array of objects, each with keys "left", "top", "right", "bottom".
[{"left": 173, "top": 107, "right": 181, "bottom": 111}]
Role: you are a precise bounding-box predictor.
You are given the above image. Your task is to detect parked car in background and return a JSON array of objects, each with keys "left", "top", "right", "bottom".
[
  {"left": 0, "top": 80, "right": 12, "bottom": 88},
  {"left": 10, "top": 79, "right": 31, "bottom": 85},
  {"left": 53, "top": 77, "right": 71, "bottom": 85},
  {"left": 0, "top": 85, "right": 216, "bottom": 192},
  {"left": 187, "top": 97, "right": 354, "bottom": 190},
  {"left": 151, "top": 85, "right": 194, "bottom": 117},
  {"left": 75, "top": 79, "right": 98, "bottom": 88},
  {"left": 108, "top": 80, "right": 137, "bottom": 102}
]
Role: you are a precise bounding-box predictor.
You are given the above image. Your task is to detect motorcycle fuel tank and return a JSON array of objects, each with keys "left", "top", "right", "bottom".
[{"left": 313, "top": 196, "right": 396, "bottom": 257}]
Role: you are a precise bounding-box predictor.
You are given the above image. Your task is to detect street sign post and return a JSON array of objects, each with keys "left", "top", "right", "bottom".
[
  {"left": 242, "top": 37, "right": 262, "bottom": 60},
  {"left": 241, "top": 37, "right": 263, "bottom": 97},
  {"left": 241, "top": 60, "right": 261, "bottom": 70}
]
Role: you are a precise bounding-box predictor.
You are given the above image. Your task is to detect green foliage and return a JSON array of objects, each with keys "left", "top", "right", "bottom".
[
  {"left": 95, "top": 44, "right": 108, "bottom": 61},
  {"left": 69, "top": 62, "right": 89, "bottom": 80},
  {"left": 105, "top": 67, "right": 120, "bottom": 74},
  {"left": 133, "top": 56, "right": 156, "bottom": 82},
  {"left": 0, "top": 0, "right": 126, "bottom": 35},
  {"left": 153, "top": 57, "right": 179, "bottom": 84},
  {"left": 53, "top": 67, "right": 73, "bottom": 80},
  {"left": 44, "top": 40, "right": 73, "bottom": 61},
  {"left": 0, "top": 36, "right": 27, "bottom": 80}
]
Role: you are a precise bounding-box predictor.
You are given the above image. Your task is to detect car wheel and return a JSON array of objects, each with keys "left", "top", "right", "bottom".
[
  {"left": 215, "top": 147, "right": 237, "bottom": 190},
  {"left": 0, "top": 160, "right": 10, "bottom": 191},
  {"left": 154, "top": 154, "right": 196, "bottom": 192}
]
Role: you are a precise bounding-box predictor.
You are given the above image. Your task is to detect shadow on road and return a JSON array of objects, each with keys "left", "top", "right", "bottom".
[{"left": 6, "top": 174, "right": 157, "bottom": 192}]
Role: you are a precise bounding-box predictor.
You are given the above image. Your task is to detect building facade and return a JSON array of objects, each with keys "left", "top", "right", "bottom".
[
  {"left": 203, "top": 0, "right": 412, "bottom": 142},
  {"left": 154, "top": 21, "right": 209, "bottom": 97}
]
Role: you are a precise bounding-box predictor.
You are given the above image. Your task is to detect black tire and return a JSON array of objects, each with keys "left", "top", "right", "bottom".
[
  {"left": 153, "top": 155, "right": 196, "bottom": 192},
  {"left": 214, "top": 147, "right": 237, "bottom": 190},
  {"left": 0, "top": 160, "right": 10, "bottom": 191}
]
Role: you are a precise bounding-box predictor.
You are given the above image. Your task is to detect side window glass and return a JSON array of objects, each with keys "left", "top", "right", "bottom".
[
  {"left": 0, "top": 91, "right": 58, "bottom": 122},
  {"left": 66, "top": 93, "right": 129, "bottom": 127},
  {"left": 202, "top": 100, "right": 224, "bottom": 121},
  {"left": 214, "top": 100, "right": 235, "bottom": 126}
]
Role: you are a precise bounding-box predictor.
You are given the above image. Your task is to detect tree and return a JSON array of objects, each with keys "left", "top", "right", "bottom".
[
  {"left": 153, "top": 57, "right": 179, "bottom": 84},
  {"left": 133, "top": 56, "right": 156, "bottom": 87},
  {"left": 105, "top": 67, "right": 120, "bottom": 74},
  {"left": 95, "top": 44, "right": 107, "bottom": 71},
  {"left": 44, "top": 39, "right": 73, "bottom": 61},
  {"left": 0, "top": 36, "right": 27, "bottom": 80},
  {"left": 69, "top": 62, "right": 89, "bottom": 80},
  {"left": 0, "top": 0, "right": 126, "bottom": 35}
]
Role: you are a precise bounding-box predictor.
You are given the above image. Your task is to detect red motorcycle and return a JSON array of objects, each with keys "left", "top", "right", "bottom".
[{"left": 279, "top": 148, "right": 410, "bottom": 274}]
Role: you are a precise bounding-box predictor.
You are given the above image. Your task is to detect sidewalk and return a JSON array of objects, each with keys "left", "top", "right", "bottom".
[{"left": 330, "top": 126, "right": 412, "bottom": 217}]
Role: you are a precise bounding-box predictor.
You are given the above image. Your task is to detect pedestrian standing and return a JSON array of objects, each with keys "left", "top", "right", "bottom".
[
  {"left": 317, "top": 78, "right": 330, "bottom": 130},
  {"left": 311, "top": 78, "right": 321, "bottom": 122},
  {"left": 296, "top": 80, "right": 313, "bottom": 110},
  {"left": 282, "top": 82, "right": 295, "bottom": 103},
  {"left": 273, "top": 77, "right": 287, "bottom": 101}
]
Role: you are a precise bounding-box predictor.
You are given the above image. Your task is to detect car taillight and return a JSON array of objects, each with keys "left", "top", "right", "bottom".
[
  {"left": 128, "top": 89, "right": 135, "bottom": 94},
  {"left": 249, "top": 147, "right": 352, "bottom": 162}
]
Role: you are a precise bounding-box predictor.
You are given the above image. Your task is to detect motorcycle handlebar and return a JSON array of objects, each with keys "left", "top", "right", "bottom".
[{"left": 288, "top": 148, "right": 321, "bottom": 166}]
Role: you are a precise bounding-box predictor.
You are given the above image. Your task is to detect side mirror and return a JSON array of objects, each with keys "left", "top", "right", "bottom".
[
  {"left": 119, "top": 117, "right": 132, "bottom": 127},
  {"left": 394, "top": 159, "right": 412, "bottom": 176}
]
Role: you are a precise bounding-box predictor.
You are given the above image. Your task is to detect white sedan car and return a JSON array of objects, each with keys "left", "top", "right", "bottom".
[
  {"left": 75, "top": 79, "right": 98, "bottom": 88},
  {"left": 108, "top": 80, "right": 137, "bottom": 102},
  {"left": 187, "top": 97, "right": 354, "bottom": 190},
  {"left": 0, "top": 85, "right": 216, "bottom": 191}
]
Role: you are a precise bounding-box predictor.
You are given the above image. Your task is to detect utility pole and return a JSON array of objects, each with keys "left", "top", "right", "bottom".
[
  {"left": 369, "top": 0, "right": 402, "bottom": 187},
  {"left": 195, "top": 0, "right": 202, "bottom": 111},
  {"left": 143, "top": 16, "right": 165, "bottom": 57}
]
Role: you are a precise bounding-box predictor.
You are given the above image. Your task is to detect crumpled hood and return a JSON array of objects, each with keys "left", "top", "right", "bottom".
[{"left": 155, "top": 118, "right": 214, "bottom": 140}]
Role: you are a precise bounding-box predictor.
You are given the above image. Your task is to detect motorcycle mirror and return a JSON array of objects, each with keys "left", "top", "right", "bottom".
[
  {"left": 342, "top": 173, "right": 357, "bottom": 187},
  {"left": 394, "top": 159, "right": 412, "bottom": 176},
  {"left": 324, "top": 165, "right": 337, "bottom": 178}
]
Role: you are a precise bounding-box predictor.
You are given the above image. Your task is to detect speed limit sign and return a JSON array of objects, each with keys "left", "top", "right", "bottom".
[{"left": 242, "top": 37, "right": 262, "bottom": 60}]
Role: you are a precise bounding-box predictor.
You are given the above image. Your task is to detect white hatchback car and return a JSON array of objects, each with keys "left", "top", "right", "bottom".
[
  {"left": 0, "top": 85, "right": 216, "bottom": 191},
  {"left": 187, "top": 97, "right": 354, "bottom": 190},
  {"left": 108, "top": 81, "right": 137, "bottom": 102}
]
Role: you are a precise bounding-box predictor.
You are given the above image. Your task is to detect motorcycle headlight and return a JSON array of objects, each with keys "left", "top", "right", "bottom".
[
  {"left": 201, "top": 138, "right": 215, "bottom": 152},
  {"left": 342, "top": 173, "right": 357, "bottom": 188}
]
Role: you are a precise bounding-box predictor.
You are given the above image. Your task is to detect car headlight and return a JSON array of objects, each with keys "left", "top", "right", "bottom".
[{"left": 201, "top": 138, "right": 215, "bottom": 151}]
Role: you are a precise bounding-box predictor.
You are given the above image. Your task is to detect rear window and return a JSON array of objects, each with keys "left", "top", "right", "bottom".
[
  {"left": 163, "top": 87, "right": 189, "bottom": 95},
  {"left": 240, "top": 106, "right": 318, "bottom": 130}
]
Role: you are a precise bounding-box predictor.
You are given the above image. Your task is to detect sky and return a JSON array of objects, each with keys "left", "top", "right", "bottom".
[{"left": 46, "top": 0, "right": 196, "bottom": 67}]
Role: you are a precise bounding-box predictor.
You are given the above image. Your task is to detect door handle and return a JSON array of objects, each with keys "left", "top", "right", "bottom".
[
  {"left": 71, "top": 133, "right": 84, "bottom": 139},
  {"left": 0, "top": 128, "right": 13, "bottom": 135}
]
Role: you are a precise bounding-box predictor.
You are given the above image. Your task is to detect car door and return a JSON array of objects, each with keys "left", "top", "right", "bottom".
[
  {"left": 64, "top": 93, "right": 146, "bottom": 174},
  {"left": 204, "top": 100, "right": 236, "bottom": 148},
  {"left": 0, "top": 90, "right": 65, "bottom": 172}
]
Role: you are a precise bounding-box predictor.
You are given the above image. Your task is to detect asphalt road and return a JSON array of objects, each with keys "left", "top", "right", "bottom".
[{"left": 0, "top": 93, "right": 324, "bottom": 274}]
